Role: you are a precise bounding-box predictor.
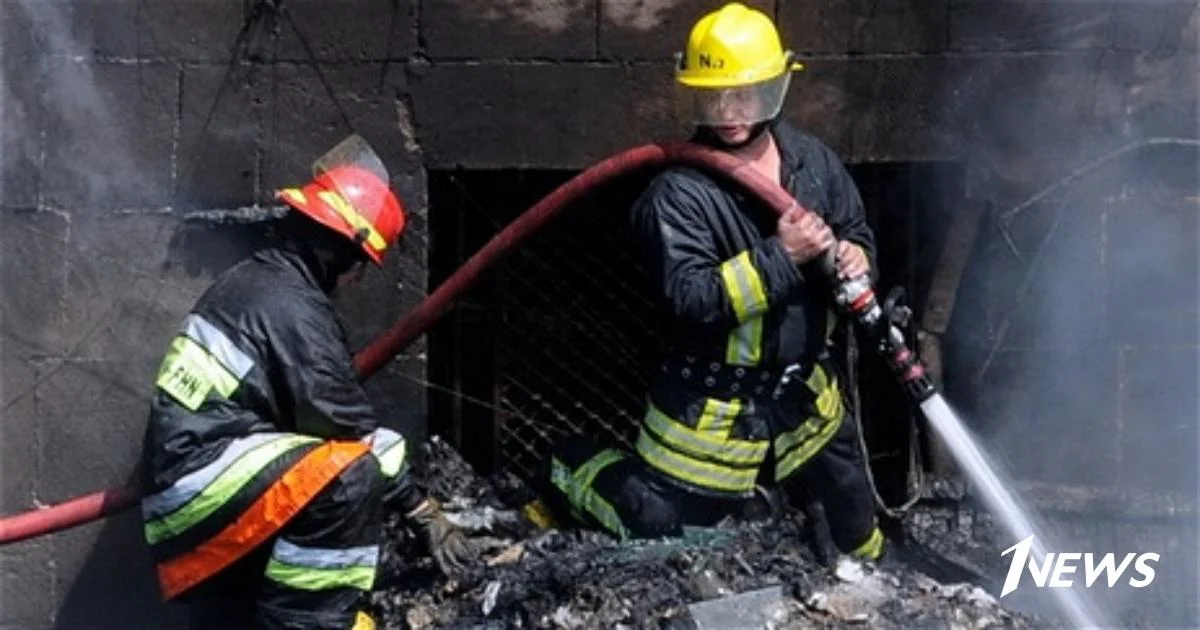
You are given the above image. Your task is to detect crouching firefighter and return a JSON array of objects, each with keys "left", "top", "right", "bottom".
[
  {"left": 139, "top": 135, "right": 474, "bottom": 630},
  {"left": 537, "top": 2, "right": 886, "bottom": 563}
]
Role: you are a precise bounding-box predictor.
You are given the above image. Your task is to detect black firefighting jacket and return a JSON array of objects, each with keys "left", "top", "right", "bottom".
[
  {"left": 633, "top": 120, "right": 876, "bottom": 373},
  {"left": 628, "top": 120, "right": 877, "bottom": 496},
  {"left": 140, "top": 245, "right": 424, "bottom": 513}
]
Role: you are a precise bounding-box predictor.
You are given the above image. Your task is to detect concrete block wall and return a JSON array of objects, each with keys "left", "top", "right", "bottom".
[{"left": 0, "top": 1, "right": 1195, "bottom": 627}]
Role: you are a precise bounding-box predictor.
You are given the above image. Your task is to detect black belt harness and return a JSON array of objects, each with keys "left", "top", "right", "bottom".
[{"left": 660, "top": 354, "right": 822, "bottom": 402}]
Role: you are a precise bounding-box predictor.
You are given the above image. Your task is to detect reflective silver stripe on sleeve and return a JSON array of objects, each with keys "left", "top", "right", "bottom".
[
  {"left": 362, "top": 427, "right": 407, "bottom": 477},
  {"left": 182, "top": 314, "right": 254, "bottom": 379},
  {"left": 271, "top": 538, "right": 379, "bottom": 570}
]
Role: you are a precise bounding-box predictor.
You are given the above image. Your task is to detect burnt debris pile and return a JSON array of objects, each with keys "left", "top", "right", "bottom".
[{"left": 370, "top": 438, "right": 1045, "bottom": 629}]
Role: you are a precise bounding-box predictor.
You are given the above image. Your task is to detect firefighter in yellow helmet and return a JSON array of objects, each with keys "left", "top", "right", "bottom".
[{"left": 540, "top": 3, "right": 886, "bottom": 564}]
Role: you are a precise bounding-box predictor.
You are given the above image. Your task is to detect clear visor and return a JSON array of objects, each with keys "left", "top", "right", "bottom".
[
  {"left": 682, "top": 72, "right": 792, "bottom": 127},
  {"left": 311, "top": 134, "right": 391, "bottom": 214}
]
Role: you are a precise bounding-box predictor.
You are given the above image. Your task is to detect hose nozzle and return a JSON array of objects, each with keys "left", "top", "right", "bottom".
[{"left": 827, "top": 263, "right": 935, "bottom": 403}]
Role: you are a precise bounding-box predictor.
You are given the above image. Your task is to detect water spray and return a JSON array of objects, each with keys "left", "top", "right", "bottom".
[{"left": 819, "top": 254, "right": 1104, "bottom": 628}]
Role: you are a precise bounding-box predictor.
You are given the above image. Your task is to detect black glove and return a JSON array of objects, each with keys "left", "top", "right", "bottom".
[{"left": 406, "top": 498, "right": 475, "bottom": 575}]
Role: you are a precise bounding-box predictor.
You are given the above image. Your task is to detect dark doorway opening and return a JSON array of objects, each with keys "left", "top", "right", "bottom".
[{"left": 427, "top": 161, "right": 967, "bottom": 509}]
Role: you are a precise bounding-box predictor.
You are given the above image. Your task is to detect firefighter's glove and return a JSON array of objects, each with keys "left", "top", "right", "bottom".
[{"left": 406, "top": 498, "right": 475, "bottom": 576}]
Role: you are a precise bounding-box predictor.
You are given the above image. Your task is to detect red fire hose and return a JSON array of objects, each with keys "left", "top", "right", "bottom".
[{"left": 0, "top": 142, "right": 804, "bottom": 546}]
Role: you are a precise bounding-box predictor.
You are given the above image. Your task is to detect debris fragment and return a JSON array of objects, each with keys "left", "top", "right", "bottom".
[
  {"left": 481, "top": 580, "right": 502, "bottom": 616},
  {"left": 404, "top": 604, "right": 435, "bottom": 630},
  {"left": 551, "top": 604, "right": 582, "bottom": 629},
  {"left": 688, "top": 568, "right": 734, "bottom": 599},
  {"left": 485, "top": 543, "right": 526, "bottom": 566},
  {"left": 688, "top": 585, "right": 785, "bottom": 629},
  {"left": 835, "top": 556, "right": 866, "bottom": 583}
]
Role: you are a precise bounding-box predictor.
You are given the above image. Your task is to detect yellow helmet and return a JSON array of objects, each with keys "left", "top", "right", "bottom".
[
  {"left": 675, "top": 2, "right": 803, "bottom": 88},
  {"left": 674, "top": 3, "right": 803, "bottom": 128}
]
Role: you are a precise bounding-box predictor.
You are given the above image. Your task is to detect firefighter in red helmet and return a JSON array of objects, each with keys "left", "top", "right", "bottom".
[{"left": 139, "top": 135, "right": 474, "bottom": 630}]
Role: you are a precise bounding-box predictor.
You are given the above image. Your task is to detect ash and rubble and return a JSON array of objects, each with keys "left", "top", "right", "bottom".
[{"left": 370, "top": 438, "right": 1053, "bottom": 629}]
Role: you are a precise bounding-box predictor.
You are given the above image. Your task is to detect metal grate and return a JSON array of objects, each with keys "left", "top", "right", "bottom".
[
  {"left": 491, "top": 186, "right": 662, "bottom": 475},
  {"left": 426, "top": 170, "right": 663, "bottom": 480}
]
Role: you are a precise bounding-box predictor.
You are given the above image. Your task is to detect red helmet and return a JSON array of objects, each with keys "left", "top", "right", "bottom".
[{"left": 277, "top": 135, "right": 406, "bottom": 267}]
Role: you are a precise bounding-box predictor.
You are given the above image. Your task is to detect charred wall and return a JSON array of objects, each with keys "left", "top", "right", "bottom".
[{"left": 0, "top": 1, "right": 1196, "bottom": 628}]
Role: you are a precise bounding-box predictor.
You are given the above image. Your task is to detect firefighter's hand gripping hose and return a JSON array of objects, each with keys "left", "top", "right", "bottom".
[{"left": 0, "top": 141, "right": 939, "bottom": 545}]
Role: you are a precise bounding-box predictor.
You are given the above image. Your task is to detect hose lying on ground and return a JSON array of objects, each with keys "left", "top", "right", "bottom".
[{"left": 0, "top": 141, "right": 880, "bottom": 545}]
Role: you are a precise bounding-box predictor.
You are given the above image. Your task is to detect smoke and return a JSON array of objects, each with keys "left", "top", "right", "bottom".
[
  {"left": 0, "top": 2, "right": 243, "bottom": 627},
  {"left": 3, "top": 0, "right": 189, "bottom": 215},
  {"left": 9, "top": 1, "right": 143, "bottom": 209},
  {"left": 940, "top": 2, "right": 1199, "bottom": 626}
]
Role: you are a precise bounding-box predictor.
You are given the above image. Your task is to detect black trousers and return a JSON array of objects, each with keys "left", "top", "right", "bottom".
[
  {"left": 778, "top": 415, "right": 879, "bottom": 556},
  {"left": 183, "top": 454, "right": 385, "bottom": 630},
  {"left": 542, "top": 416, "right": 879, "bottom": 556}
]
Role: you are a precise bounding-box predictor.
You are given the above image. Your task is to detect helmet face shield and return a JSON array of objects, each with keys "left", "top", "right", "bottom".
[
  {"left": 682, "top": 71, "right": 791, "bottom": 127},
  {"left": 311, "top": 134, "right": 392, "bottom": 221}
]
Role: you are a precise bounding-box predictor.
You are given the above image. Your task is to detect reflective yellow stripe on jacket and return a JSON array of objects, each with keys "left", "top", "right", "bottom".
[
  {"left": 636, "top": 398, "right": 769, "bottom": 495},
  {"left": 361, "top": 427, "right": 407, "bottom": 478},
  {"left": 719, "top": 251, "right": 768, "bottom": 367},
  {"left": 264, "top": 539, "right": 380, "bottom": 592},
  {"left": 142, "top": 433, "right": 319, "bottom": 545},
  {"left": 851, "top": 526, "right": 885, "bottom": 560},
  {"left": 774, "top": 364, "right": 845, "bottom": 479},
  {"left": 155, "top": 314, "right": 255, "bottom": 411},
  {"left": 550, "top": 450, "right": 630, "bottom": 540}
]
